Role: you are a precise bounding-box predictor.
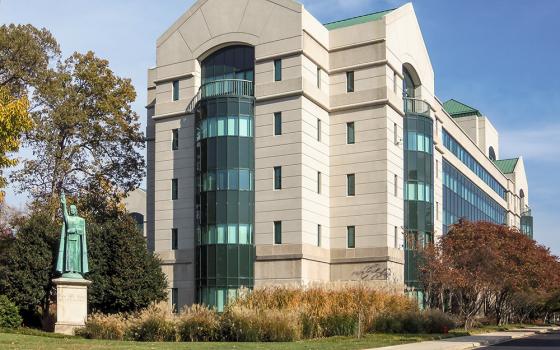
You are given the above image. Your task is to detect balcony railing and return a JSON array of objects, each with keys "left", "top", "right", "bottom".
[
  {"left": 521, "top": 206, "right": 532, "bottom": 219},
  {"left": 404, "top": 98, "right": 431, "bottom": 117},
  {"left": 187, "top": 79, "right": 254, "bottom": 113}
]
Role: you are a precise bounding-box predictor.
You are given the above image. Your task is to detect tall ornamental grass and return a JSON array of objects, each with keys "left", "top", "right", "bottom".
[{"left": 79, "top": 284, "right": 442, "bottom": 342}]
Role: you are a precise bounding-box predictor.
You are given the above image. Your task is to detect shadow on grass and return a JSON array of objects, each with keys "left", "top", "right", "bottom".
[{"left": 0, "top": 327, "right": 77, "bottom": 339}]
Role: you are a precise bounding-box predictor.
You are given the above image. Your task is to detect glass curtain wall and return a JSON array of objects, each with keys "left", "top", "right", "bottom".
[
  {"left": 520, "top": 214, "right": 533, "bottom": 238},
  {"left": 403, "top": 69, "right": 434, "bottom": 297},
  {"left": 442, "top": 129, "right": 506, "bottom": 199},
  {"left": 442, "top": 160, "right": 506, "bottom": 233},
  {"left": 195, "top": 46, "right": 255, "bottom": 311}
]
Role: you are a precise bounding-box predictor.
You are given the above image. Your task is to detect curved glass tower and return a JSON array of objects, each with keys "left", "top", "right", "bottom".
[
  {"left": 403, "top": 68, "right": 434, "bottom": 296},
  {"left": 194, "top": 46, "right": 255, "bottom": 311}
]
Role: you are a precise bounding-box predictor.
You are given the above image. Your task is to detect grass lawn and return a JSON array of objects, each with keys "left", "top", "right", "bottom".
[
  {"left": 0, "top": 324, "right": 536, "bottom": 350},
  {"left": 0, "top": 330, "right": 455, "bottom": 350}
]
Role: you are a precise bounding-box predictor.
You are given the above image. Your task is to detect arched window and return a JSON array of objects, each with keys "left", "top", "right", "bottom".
[
  {"left": 489, "top": 146, "right": 496, "bottom": 161},
  {"left": 403, "top": 69, "right": 416, "bottom": 98},
  {"left": 403, "top": 64, "right": 421, "bottom": 99},
  {"left": 130, "top": 212, "right": 144, "bottom": 234}
]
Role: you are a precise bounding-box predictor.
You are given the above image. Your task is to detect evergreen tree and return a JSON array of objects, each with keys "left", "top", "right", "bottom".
[
  {"left": 87, "top": 215, "right": 167, "bottom": 313},
  {"left": 0, "top": 212, "right": 58, "bottom": 325}
]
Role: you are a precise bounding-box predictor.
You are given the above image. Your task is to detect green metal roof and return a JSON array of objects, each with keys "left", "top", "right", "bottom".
[
  {"left": 324, "top": 9, "right": 395, "bottom": 30},
  {"left": 494, "top": 158, "right": 518, "bottom": 174},
  {"left": 443, "top": 99, "right": 482, "bottom": 118}
]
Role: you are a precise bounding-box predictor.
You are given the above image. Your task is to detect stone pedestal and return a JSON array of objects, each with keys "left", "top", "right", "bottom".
[{"left": 53, "top": 277, "right": 91, "bottom": 335}]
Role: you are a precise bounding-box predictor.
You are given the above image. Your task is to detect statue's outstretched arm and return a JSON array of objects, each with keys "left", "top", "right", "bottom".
[{"left": 60, "top": 192, "right": 69, "bottom": 224}]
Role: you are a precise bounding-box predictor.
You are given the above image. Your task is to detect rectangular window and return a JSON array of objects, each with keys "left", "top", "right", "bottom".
[
  {"left": 274, "top": 166, "right": 282, "bottom": 190},
  {"left": 317, "top": 224, "right": 322, "bottom": 247},
  {"left": 171, "top": 228, "right": 178, "bottom": 250},
  {"left": 347, "top": 226, "right": 355, "bottom": 248},
  {"left": 347, "top": 122, "right": 355, "bottom": 144},
  {"left": 393, "top": 123, "right": 398, "bottom": 145},
  {"left": 172, "top": 80, "right": 179, "bottom": 101},
  {"left": 171, "top": 288, "right": 178, "bottom": 313},
  {"left": 347, "top": 174, "right": 355, "bottom": 196},
  {"left": 274, "top": 59, "right": 282, "bottom": 81},
  {"left": 172, "top": 129, "right": 179, "bottom": 150},
  {"left": 317, "top": 118, "right": 321, "bottom": 141},
  {"left": 394, "top": 174, "right": 398, "bottom": 197},
  {"left": 317, "top": 67, "right": 321, "bottom": 88},
  {"left": 171, "top": 179, "right": 178, "bottom": 200},
  {"left": 217, "top": 117, "right": 226, "bottom": 136},
  {"left": 274, "top": 221, "right": 282, "bottom": 244},
  {"left": 346, "top": 71, "right": 354, "bottom": 92},
  {"left": 394, "top": 226, "right": 399, "bottom": 248},
  {"left": 274, "top": 112, "right": 282, "bottom": 136},
  {"left": 239, "top": 116, "right": 249, "bottom": 137},
  {"left": 317, "top": 171, "right": 322, "bottom": 194}
]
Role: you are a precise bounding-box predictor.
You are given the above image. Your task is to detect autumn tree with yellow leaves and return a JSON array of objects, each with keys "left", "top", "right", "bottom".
[{"left": 0, "top": 88, "right": 32, "bottom": 201}]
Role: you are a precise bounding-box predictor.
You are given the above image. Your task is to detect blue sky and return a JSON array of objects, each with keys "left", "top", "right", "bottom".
[{"left": 1, "top": 0, "right": 558, "bottom": 255}]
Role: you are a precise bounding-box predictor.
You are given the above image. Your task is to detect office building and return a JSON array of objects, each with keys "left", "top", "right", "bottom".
[{"left": 146, "top": 0, "right": 532, "bottom": 310}]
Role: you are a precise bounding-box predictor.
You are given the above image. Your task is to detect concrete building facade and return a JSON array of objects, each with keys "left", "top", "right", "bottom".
[{"left": 146, "top": 0, "right": 533, "bottom": 311}]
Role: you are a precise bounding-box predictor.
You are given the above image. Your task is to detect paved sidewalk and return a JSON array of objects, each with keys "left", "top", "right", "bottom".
[{"left": 367, "top": 326, "right": 560, "bottom": 350}]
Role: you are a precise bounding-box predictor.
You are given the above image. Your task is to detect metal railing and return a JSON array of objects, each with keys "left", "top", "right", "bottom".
[
  {"left": 404, "top": 97, "right": 431, "bottom": 117},
  {"left": 521, "top": 206, "right": 532, "bottom": 217},
  {"left": 187, "top": 79, "right": 254, "bottom": 113}
]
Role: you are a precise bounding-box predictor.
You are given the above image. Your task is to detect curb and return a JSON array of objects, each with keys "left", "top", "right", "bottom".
[
  {"left": 367, "top": 326, "right": 559, "bottom": 350},
  {"left": 473, "top": 326, "right": 560, "bottom": 348}
]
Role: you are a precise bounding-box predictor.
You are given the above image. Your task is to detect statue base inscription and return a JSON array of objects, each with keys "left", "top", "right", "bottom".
[{"left": 53, "top": 277, "right": 91, "bottom": 335}]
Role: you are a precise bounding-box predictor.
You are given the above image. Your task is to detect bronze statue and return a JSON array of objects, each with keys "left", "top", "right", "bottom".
[{"left": 56, "top": 192, "right": 89, "bottom": 278}]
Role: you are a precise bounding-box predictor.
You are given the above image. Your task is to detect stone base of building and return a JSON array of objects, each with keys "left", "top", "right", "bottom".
[{"left": 53, "top": 277, "right": 91, "bottom": 335}]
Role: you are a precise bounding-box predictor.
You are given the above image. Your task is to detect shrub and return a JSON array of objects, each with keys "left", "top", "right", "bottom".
[
  {"left": 0, "top": 295, "right": 22, "bottom": 328},
  {"left": 256, "top": 309, "right": 301, "bottom": 342},
  {"left": 177, "top": 305, "right": 220, "bottom": 342},
  {"left": 220, "top": 305, "right": 260, "bottom": 342},
  {"left": 233, "top": 284, "right": 417, "bottom": 338},
  {"left": 401, "top": 312, "right": 423, "bottom": 333},
  {"left": 300, "top": 312, "right": 321, "bottom": 339},
  {"left": 220, "top": 306, "right": 301, "bottom": 342},
  {"left": 422, "top": 309, "right": 456, "bottom": 334},
  {"left": 373, "top": 314, "right": 403, "bottom": 333},
  {"left": 127, "top": 305, "right": 177, "bottom": 342},
  {"left": 373, "top": 309, "right": 456, "bottom": 334},
  {"left": 77, "top": 313, "right": 128, "bottom": 340},
  {"left": 319, "top": 312, "right": 357, "bottom": 337}
]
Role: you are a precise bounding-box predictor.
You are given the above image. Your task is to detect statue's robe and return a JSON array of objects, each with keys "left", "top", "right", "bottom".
[{"left": 56, "top": 216, "right": 89, "bottom": 275}]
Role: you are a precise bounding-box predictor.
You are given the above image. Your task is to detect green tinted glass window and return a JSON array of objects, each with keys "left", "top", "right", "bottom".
[
  {"left": 347, "top": 226, "right": 355, "bottom": 248},
  {"left": 347, "top": 174, "right": 355, "bottom": 196},
  {"left": 172, "top": 80, "right": 179, "bottom": 101},
  {"left": 172, "top": 179, "right": 178, "bottom": 200},
  {"left": 171, "top": 228, "right": 178, "bottom": 250},
  {"left": 274, "top": 221, "right": 282, "bottom": 244},
  {"left": 274, "top": 166, "right": 282, "bottom": 190},
  {"left": 347, "top": 122, "right": 355, "bottom": 144},
  {"left": 274, "top": 59, "right": 282, "bottom": 81},
  {"left": 172, "top": 129, "right": 179, "bottom": 150},
  {"left": 274, "top": 112, "right": 282, "bottom": 136},
  {"left": 346, "top": 71, "right": 354, "bottom": 92}
]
